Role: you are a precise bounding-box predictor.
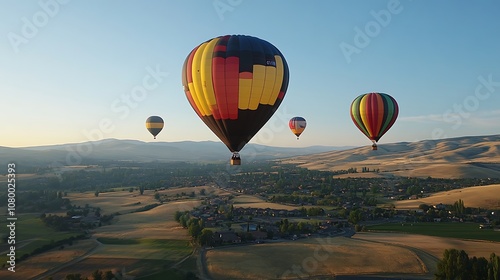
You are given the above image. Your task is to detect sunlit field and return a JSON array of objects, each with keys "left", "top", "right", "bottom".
[
  {"left": 394, "top": 184, "right": 500, "bottom": 210},
  {"left": 354, "top": 232, "right": 500, "bottom": 260},
  {"left": 206, "top": 237, "right": 427, "bottom": 279},
  {"left": 232, "top": 194, "right": 298, "bottom": 210},
  {"left": 91, "top": 200, "right": 200, "bottom": 240},
  {"left": 0, "top": 239, "right": 98, "bottom": 280}
]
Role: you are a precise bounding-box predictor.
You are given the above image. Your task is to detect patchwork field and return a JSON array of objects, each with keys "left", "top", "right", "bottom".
[
  {"left": 3, "top": 190, "right": 200, "bottom": 279},
  {"left": 205, "top": 237, "right": 427, "bottom": 279},
  {"left": 92, "top": 200, "right": 200, "bottom": 240},
  {"left": 68, "top": 185, "right": 224, "bottom": 215},
  {"left": 0, "top": 239, "right": 98, "bottom": 280},
  {"left": 0, "top": 213, "right": 81, "bottom": 265},
  {"left": 394, "top": 184, "right": 500, "bottom": 209},
  {"left": 68, "top": 190, "right": 160, "bottom": 214}
]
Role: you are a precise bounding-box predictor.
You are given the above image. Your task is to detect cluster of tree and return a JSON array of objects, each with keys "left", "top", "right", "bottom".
[
  {"left": 0, "top": 189, "right": 71, "bottom": 213},
  {"left": 435, "top": 249, "right": 500, "bottom": 280},
  {"left": 361, "top": 167, "right": 379, "bottom": 173},
  {"left": 453, "top": 199, "right": 466, "bottom": 216},
  {"left": 133, "top": 203, "right": 160, "bottom": 213},
  {"left": 300, "top": 206, "right": 324, "bottom": 216},
  {"left": 174, "top": 211, "right": 204, "bottom": 240},
  {"left": 40, "top": 213, "right": 71, "bottom": 231},
  {"left": 55, "top": 269, "right": 118, "bottom": 280},
  {"left": 277, "top": 218, "right": 318, "bottom": 235},
  {"left": 417, "top": 200, "right": 499, "bottom": 224}
]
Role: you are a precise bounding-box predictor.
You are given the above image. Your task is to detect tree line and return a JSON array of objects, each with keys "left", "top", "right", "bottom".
[{"left": 435, "top": 249, "right": 500, "bottom": 280}]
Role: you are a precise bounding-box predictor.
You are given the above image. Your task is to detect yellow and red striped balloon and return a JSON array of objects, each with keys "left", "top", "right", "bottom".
[
  {"left": 289, "top": 117, "right": 307, "bottom": 139},
  {"left": 350, "top": 93, "right": 398, "bottom": 149},
  {"left": 182, "top": 35, "right": 289, "bottom": 164}
]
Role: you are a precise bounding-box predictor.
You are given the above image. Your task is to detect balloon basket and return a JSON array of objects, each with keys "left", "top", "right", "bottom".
[
  {"left": 231, "top": 153, "right": 241, "bottom": 165},
  {"left": 371, "top": 143, "right": 378, "bottom": 150}
]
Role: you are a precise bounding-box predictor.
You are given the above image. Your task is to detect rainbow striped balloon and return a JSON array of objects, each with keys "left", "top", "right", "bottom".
[{"left": 350, "top": 93, "right": 398, "bottom": 148}]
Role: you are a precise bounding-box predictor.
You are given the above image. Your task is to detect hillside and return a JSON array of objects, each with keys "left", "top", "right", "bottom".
[
  {"left": 394, "top": 184, "right": 500, "bottom": 210},
  {"left": 280, "top": 134, "right": 500, "bottom": 179}
]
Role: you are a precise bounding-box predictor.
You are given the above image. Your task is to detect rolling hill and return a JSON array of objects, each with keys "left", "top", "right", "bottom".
[
  {"left": 280, "top": 134, "right": 500, "bottom": 179},
  {"left": 2, "top": 135, "right": 500, "bottom": 179}
]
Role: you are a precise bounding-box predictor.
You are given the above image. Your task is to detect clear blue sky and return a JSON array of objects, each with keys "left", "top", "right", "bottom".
[{"left": 1, "top": 0, "right": 499, "bottom": 149}]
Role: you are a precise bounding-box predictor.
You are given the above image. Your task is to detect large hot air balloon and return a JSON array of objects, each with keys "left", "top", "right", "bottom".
[
  {"left": 350, "top": 92, "right": 398, "bottom": 150},
  {"left": 289, "top": 117, "right": 306, "bottom": 139},
  {"left": 145, "top": 116, "right": 164, "bottom": 139},
  {"left": 182, "top": 35, "right": 289, "bottom": 165}
]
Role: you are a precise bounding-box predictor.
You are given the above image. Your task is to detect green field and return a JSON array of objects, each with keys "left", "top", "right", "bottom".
[
  {"left": 94, "top": 238, "right": 191, "bottom": 260},
  {"left": 0, "top": 213, "right": 82, "bottom": 264},
  {"left": 367, "top": 222, "right": 500, "bottom": 242}
]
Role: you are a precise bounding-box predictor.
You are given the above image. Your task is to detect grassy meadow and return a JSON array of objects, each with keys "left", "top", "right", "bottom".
[
  {"left": 0, "top": 213, "right": 81, "bottom": 264},
  {"left": 367, "top": 222, "right": 500, "bottom": 242}
]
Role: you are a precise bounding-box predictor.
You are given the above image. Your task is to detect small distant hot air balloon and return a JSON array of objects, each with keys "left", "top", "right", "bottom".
[
  {"left": 289, "top": 117, "right": 307, "bottom": 139},
  {"left": 182, "top": 35, "right": 289, "bottom": 165},
  {"left": 145, "top": 116, "right": 164, "bottom": 139},
  {"left": 350, "top": 92, "right": 398, "bottom": 150}
]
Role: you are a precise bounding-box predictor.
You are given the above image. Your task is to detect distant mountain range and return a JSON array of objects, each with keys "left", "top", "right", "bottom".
[
  {"left": 280, "top": 134, "right": 500, "bottom": 179},
  {"left": 2, "top": 135, "right": 500, "bottom": 178},
  {"left": 0, "top": 139, "right": 349, "bottom": 168}
]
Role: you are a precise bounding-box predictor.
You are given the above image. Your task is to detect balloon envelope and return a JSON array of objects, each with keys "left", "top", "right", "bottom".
[
  {"left": 182, "top": 35, "right": 289, "bottom": 161},
  {"left": 289, "top": 117, "right": 306, "bottom": 139},
  {"left": 350, "top": 92, "right": 398, "bottom": 146},
  {"left": 145, "top": 116, "right": 164, "bottom": 139}
]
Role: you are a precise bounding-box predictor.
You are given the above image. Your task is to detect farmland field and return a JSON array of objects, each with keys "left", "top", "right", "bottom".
[
  {"left": 68, "top": 190, "right": 161, "bottom": 214},
  {"left": 92, "top": 200, "right": 201, "bottom": 240},
  {"left": 354, "top": 232, "right": 500, "bottom": 259},
  {"left": 366, "top": 222, "right": 500, "bottom": 242},
  {"left": 0, "top": 213, "right": 81, "bottom": 265},
  {"left": 0, "top": 190, "right": 198, "bottom": 279},
  {"left": 0, "top": 238, "right": 98, "bottom": 280},
  {"left": 232, "top": 195, "right": 297, "bottom": 210},
  {"left": 205, "top": 237, "right": 427, "bottom": 279}
]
